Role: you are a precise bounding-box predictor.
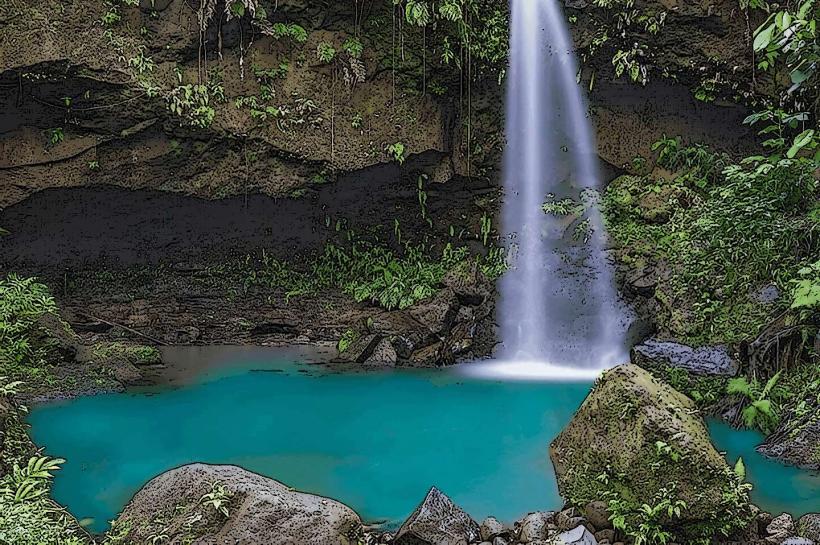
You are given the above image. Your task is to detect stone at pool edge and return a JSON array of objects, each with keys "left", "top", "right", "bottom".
[
  {"left": 631, "top": 337, "right": 740, "bottom": 376},
  {"left": 555, "top": 525, "right": 598, "bottom": 545},
  {"left": 798, "top": 514, "right": 820, "bottom": 542},
  {"left": 112, "top": 463, "right": 363, "bottom": 545},
  {"left": 550, "top": 364, "right": 753, "bottom": 542},
  {"left": 394, "top": 486, "right": 481, "bottom": 545}
]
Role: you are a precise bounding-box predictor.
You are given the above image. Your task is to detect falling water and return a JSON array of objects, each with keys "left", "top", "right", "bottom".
[{"left": 467, "top": 0, "right": 631, "bottom": 380}]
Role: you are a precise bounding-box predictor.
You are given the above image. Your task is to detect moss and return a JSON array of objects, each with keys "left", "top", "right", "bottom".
[
  {"left": 550, "top": 365, "right": 753, "bottom": 543},
  {"left": 92, "top": 342, "right": 162, "bottom": 366}
]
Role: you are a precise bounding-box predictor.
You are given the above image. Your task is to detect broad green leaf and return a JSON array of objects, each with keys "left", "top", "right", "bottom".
[{"left": 753, "top": 23, "right": 775, "bottom": 51}]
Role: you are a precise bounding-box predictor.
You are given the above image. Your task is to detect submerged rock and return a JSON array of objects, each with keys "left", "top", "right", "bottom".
[
  {"left": 631, "top": 338, "right": 739, "bottom": 376},
  {"left": 394, "top": 487, "right": 480, "bottom": 545},
  {"left": 550, "top": 364, "right": 752, "bottom": 542},
  {"left": 114, "top": 464, "right": 362, "bottom": 545}
]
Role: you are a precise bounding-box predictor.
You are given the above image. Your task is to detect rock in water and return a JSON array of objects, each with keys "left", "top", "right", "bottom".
[
  {"left": 550, "top": 364, "right": 752, "bottom": 542},
  {"left": 758, "top": 414, "right": 820, "bottom": 470},
  {"left": 394, "top": 487, "right": 480, "bottom": 545},
  {"left": 554, "top": 526, "right": 598, "bottom": 545},
  {"left": 114, "top": 464, "right": 362, "bottom": 545},
  {"left": 631, "top": 338, "right": 739, "bottom": 376}
]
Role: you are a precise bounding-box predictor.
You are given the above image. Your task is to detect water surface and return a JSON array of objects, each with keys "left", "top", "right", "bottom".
[{"left": 28, "top": 353, "right": 820, "bottom": 533}]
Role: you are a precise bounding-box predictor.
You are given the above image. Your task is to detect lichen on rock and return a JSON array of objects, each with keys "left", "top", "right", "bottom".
[{"left": 549, "top": 364, "right": 754, "bottom": 542}]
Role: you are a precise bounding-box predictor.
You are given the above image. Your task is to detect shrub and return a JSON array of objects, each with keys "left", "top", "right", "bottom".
[
  {"left": 603, "top": 139, "right": 819, "bottom": 344},
  {"left": 0, "top": 275, "right": 58, "bottom": 378}
]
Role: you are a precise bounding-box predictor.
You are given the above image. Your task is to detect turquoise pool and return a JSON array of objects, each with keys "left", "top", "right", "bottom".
[{"left": 27, "top": 352, "right": 820, "bottom": 533}]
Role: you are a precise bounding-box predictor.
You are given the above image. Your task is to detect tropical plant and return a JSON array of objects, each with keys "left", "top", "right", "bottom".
[
  {"left": 3, "top": 457, "right": 65, "bottom": 504},
  {"left": 790, "top": 260, "right": 820, "bottom": 311},
  {"left": 727, "top": 371, "right": 783, "bottom": 433},
  {"left": 605, "top": 486, "right": 687, "bottom": 545},
  {"left": 387, "top": 142, "right": 407, "bottom": 164},
  {"left": 0, "top": 275, "right": 58, "bottom": 374},
  {"left": 337, "top": 329, "right": 360, "bottom": 353},
  {"left": 46, "top": 128, "right": 64, "bottom": 146},
  {"left": 199, "top": 481, "right": 232, "bottom": 517}
]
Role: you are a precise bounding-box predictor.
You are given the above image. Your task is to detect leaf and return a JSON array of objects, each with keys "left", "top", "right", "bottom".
[
  {"left": 753, "top": 23, "right": 775, "bottom": 51},
  {"left": 752, "top": 399, "right": 774, "bottom": 417},
  {"left": 734, "top": 457, "right": 747, "bottom": 481},
  {"left": 761, "top": 370, "right": 782, "bottom": 399},
  {"left": 727, "top": 377, "right": 752, "bottom": 398},
  {"left": 786, "top": 129, "right": 815, "bottom": 158},
  {"left": 741, "top": 405, "right": 759, "bottom": 428}
]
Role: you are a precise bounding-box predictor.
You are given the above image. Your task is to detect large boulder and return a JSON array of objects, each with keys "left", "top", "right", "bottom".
[
  {"left": 113, "top": 464, "right": 363, "bottom": 545},
  {"left": 631, "top": 338, "right": 739, "bottom": 376},
  {"left": 394, "top": 487, "right": 480, "bottom": 545},
  {"left": 549, "top": 364, "right": 752, "bottom": 542}
]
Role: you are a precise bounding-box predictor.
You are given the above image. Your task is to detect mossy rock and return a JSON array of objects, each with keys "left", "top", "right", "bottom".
[{"left": 549, "top": 364, "right": 752, "bottom": 542}]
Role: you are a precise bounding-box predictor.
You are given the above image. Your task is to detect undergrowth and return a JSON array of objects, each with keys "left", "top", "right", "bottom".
[
  {"left": 243, "top": 240, "right": 505, "bottom": 310},
  {"left": 603, "top": 137, "right": 819, "bottom": 344},
  {"left": 0, "top": 275, "right": 60, "bottom": 385},
  {"left": 0, "top": 380, "right": 90, "bottom": 545}
]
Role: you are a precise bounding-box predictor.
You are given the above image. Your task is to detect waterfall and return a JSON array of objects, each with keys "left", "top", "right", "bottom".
[{"left": 468, "top": 0, "right": 631, "bottom": 380}]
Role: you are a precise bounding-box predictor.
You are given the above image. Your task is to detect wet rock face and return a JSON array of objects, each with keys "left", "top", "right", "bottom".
[
  {"left": 631, "top": 338, "right": 740, "bottom": 376},
  {"left": 757, "top": 409, "right": 820, "bottom": 470},
  {"left": 114, "top": 464, "right": 363, "bottom": 545},
  {"left": 394, "top": 487, "right": 480, "bottom": 545},
  {"left": 550, "top": 364, "right": 752, "bottom": 542}
]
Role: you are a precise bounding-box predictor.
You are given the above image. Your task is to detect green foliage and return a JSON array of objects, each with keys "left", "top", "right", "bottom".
[
  {"left": 166, "top": 69, "right": 226, "bottom": 129},
  {"left": 199, "top": 481, "right": 233, "bottom": 517},
  {"left": 316, "top": 42, "right": 337, "bottom": 64},
  {"left": 0, "top": 275, "right": 58, "bottom": 380},
  {"left": 479, "top": 213, "right": 492, "bottom": 246},
  {"left": 5, "top": 457, "right": 65, "bottom": 503},
  {"left": 580, "top": 0, "right": 668, "bottom": 85},
  {"left": 268, "top": 22, "right": 308, "bottom": 43},
  {"left": 342, "top": 37, "right": 364, "bottom": 59},
  {"left": 317, "top": 242, "right": 467, "bottom": 310},
  {"left": 790, "top": 260, "right": 820, "bottom": 310},
  {"left": 386, "top": 142, "right": 407, "bottom": 164},
  {"left": 652, "top": 365, "right": 727, "bottom": 408},
  {"left": 337, "top": 329, "right": 360, "bottom": 353},
  {"left": 0, "top": 455, "right": 87, "bottom": 545},
  {"left": 243, "top": 239, "right": 504, "bottom": 311},
  {"left": 606, "top": 486, "right": 687, "bottom": 545},
  {"left": 603, "top": 139, "right": 819, "bottom": 344},
  {"left": 92, "top": 342, "right": 161, "bottom": 366},
  {"left": 387, "top": 0, "right": 509, "bottom": 81},
  {"left": 128, "top": 45, "right": 155, "bottom": 75},
  {"left": 727, "top": 371, "right": 784, "bottom": 433},
  {"left": 46, "top": 127, "right": 64, "bottom": 146},
  {"left": 753, "top": 1, "right": 818, "bottom": 103}
]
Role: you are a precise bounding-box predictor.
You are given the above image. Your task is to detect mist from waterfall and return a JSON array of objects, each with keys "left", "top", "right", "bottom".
[{"left": 467, "top": 0, "right": 631, "bottom": 380}]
